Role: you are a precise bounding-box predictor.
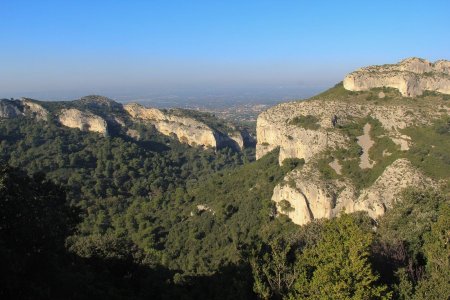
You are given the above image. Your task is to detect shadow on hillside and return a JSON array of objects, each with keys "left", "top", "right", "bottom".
[
  {"left": 1, "top": 251, "right": 256, "bottom": 300},
  {"left": 120, "top": 134, "right": 170, "bottom": 153}
]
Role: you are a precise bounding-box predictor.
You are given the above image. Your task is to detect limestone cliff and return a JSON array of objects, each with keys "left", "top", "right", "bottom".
[
  {"left": 228, "top": 131, "right": 245, "bottom": 150},
  {"left": 343, "top": 57, "right": 450, "bottom": 97},
  {"left": 124, "top": 103, "right": 245, "bottom": 149},
  {"left": 1, "top": 96, "right": 246, "bottom": 150},
  {"left": 272, "top": 159, "right": 433, "bottom": 225},
  {"left": 21, "top": 99, "right": 49, "bottom": 121},
  {"left": 124, "top": 103, "right": 217, "bottom": 148},
  {"left": 256, "top": 99, "right": 434, "bottom": 163},
  {"left": 257, "top": 58, "right": 448, "bottom": 226},
  {"left": 58, "top": 108, "right": 108, "bottom": 135},
  {"left": 0, "top": 98, "right": 49, "bottom": 121},
  {"left": 0, "top": 100, "right": 22, "bottom": 118}
]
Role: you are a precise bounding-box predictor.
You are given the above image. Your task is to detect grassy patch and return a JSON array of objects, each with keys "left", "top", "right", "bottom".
[
  {"left": 310, "top": 81, "right": 449, "bottom": 108},
  {"left": 289, "top": 115, "right": 320, "bottom": 130},
  {"left": 403, "top": 117, "right": 450, "bottom": 181},
  {"left": 317, "top": 117, "right": 403, "bottom": 191}
]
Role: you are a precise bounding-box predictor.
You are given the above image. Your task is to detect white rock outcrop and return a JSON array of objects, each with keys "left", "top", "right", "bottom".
[
  {"left": 124, "top": 103, "right": 218, "bottom": 148},
  {"left": 0, "top": 100, "right": 22, "bottom": 118},
  {"left": 22, "top": 99, "right": 49, "bottom": 121},
  {"left": 272, "top": 159, "right": 433, "bottom": 226},
  {"left": 256, "top": 99, "right": 433, "bottom": 164},
  {"left": 58, "top": 108, "right": 108, "bottom": 135},
  {"left": 0, "top": 99, "right": 49, "bottom": 121},
  {"left": 258, "top": 58, "right": 448, "bottom": 226},
  {"left": 229, "top": 131, "right": 245, "bottom": 150},
  {"left": 343, "top": 57, "right": 450, "bottom": 97}
]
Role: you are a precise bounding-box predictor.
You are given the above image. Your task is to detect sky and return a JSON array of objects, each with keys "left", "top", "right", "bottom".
[{"left": 1, "top": 0, "right": 449, "bottom": 102}]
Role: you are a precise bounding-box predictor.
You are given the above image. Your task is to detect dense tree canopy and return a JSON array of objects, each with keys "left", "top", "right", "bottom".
[{"left": 0, "top": 118, "right": 448, "bottom": 299}]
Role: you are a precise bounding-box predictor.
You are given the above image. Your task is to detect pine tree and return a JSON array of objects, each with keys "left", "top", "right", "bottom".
[{"left": 289, "top": 214, "right": 391, "bottom": 300}]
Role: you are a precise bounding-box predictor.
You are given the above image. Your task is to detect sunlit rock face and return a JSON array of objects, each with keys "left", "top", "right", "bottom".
[
  {"left": 0, "top": 98, "right": 49, "bottom": 121},
  {"left": 255, "top": 99, "right": 432, "bottom": 165},
  {"left": 271, "top": 159, "right": 433, "bottom": 226},
  {"left": 124, "top": 103, "right": 217, "bottom": 148},
  {"left": 343, "top": 57, "right": 450, "bottom": 97},
  {"left": 58, "top": 108, "right": 108, "bottom": 135},
  {"left": 256, "top": 57, "right": 448, "bottom": 226},
  {"left": 21, "top": 99, "right": 49, "bottom": 121}
]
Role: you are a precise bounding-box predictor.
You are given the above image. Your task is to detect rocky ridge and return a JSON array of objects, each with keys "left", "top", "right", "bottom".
[
  {"left": 0, "top": 98, "right": 49, "bottom": 120},
  {"left": 343, "top": 57, "right": 450, "bottom": 97},
  {"left": 58, "top": 108, "right": 109, "bottom": 135},
  {"left": 0, "top": 96, "right": 247, "bottom": 150},
  {"left": 124, "top": 103, "right": 246, "bottom": 149},
  {"left": 124, "top": 103, "right": 218, "bottom": 148},
  {"left": 257, "top": 58, "right": 449, "bottom": 225},
  {"left": 272, "top": 159, "right": 433, "bottom": 225},
  {"left": 256, "top": 99, "right": 437, "bottom": 163}
]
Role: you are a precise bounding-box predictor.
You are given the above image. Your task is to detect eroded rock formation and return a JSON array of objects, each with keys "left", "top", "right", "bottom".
[
  {"left": 124, "top": 103, "right": 217, "bottom": 148},
  {"left": 343, "top": 57, "right": 450, "bottom": 97},
  {"left": 0, "top": 98, "right": 49, "bottom": 121},
  {"left": 58, "top": 108, "right": 108, "bottom": 135},
  {"left": 272, "top": 159, "right": 433, "bottom": 225},
  {"left": 22, "top": 99, "right": 49, "bottom": 121},
  {"left": 0, "top": 100, "right": 22, "bottom": 118},
  {"left": 257, "top": 57, "right": 448, "bottom": 225},
  {"left": 256, "top": 99, "right": 432, "bottom": 163}
]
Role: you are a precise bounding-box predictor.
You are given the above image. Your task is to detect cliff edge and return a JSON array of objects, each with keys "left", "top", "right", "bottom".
[
  {"left": 343, "top": 57, "right": 450, "bottom": 97},
  {"left": 257, "top": 58, "right": 449, "bottom": 225}
]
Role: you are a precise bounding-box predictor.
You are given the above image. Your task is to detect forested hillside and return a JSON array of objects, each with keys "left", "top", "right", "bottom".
[{"left": 0, "top": 114, "right": 448, "bottom": 299}]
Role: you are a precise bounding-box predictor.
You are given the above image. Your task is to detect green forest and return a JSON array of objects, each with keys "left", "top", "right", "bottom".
[{"left": 0, "top": 117, "right": 449, "bottom": 300}]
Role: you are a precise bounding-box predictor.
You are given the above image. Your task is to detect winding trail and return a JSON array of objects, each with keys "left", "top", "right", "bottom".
[{"left": 357, "top": 123, "right": 375, "bottom": 169}]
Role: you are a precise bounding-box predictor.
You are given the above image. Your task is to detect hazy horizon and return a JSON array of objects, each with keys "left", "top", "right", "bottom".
[{"left": 1, "top": 0, "right": 449, "bottom": 102}]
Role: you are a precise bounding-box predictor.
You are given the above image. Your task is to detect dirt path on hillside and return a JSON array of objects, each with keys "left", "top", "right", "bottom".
[
  {"left": 329, "top": 158, "right": 342, "bottom": 175},
  {"left": 357, "top": 123, "right": 375, "bottom": 169}
]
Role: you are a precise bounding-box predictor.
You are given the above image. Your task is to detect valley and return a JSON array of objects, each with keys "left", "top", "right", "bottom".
[{"left": 1, "top": 58, "right": 449, "bottom": 300}]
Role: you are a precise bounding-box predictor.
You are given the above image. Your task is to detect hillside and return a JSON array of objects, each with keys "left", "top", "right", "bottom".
[
  {"left": 0, "top": 95, "right": 251, "bottom": 150},
  {"left": 0, "top": 58, "right": 449, "bottom": 300},
  {"left": 256, "top": 58, "right": 450, "bottom": 225}
]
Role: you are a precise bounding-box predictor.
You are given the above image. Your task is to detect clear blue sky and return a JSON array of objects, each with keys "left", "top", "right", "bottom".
[{"left": 1, "top": 0, "right": 449, "bottom": 100}]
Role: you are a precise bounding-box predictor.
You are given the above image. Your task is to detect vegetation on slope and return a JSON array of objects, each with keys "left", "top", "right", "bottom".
[
  {"left": 315, "top": 115, "right": 450, "bottom": 193},
  {"left": 0, "top": 104, "right": 448, "bottom": 299},
  {"left": 288, "top": 115, "right": 320, "bottom": 130},
  {"left": 311, "top": 82, "right": 450, "bottom": 104}
]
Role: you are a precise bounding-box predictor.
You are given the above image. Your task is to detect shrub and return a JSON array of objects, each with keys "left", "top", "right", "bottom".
[
  {"left": 289, "top": 115, "right": 320, "bottom": 130},
  {"left": 279, "top": 200, "right": 295, "bottom": 213}
]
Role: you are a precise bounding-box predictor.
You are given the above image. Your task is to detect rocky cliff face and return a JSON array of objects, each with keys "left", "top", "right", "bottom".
[
  {"left": 1, "top": 96, "right": 247, "bottom": 149},
  {"left": 256, "top": 99, "right": 434, "bottom": 163},
  {"left": 58, "top": 108, "right": 108, "bottom": 135},
  {"left": 0, "top": 100, "right": 22, "bottom": 118},
  {"left": 124, "top": 103, "right": 217, "bottom": 148},
  {"left": 21, "top": 99, "right": 49, "bottom": 121},
  {"left": 124, "top": 103, "right": 246, "bottom": 149},
  {"left": 272, "top": 159, "right": 433, "bottom": 225},
  {"left": 0, "top": 99, "right": 49, "bottom": 121},
  {"left": 257, "top": 58, "right": 448, "bottom": 225},
  {"left": 343, "top": 57, "right": 450, "bottom": 97}
]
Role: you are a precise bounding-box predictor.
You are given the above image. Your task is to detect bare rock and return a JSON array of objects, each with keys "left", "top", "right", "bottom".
[
  {"left": 58, "top": 108, "right": 108, "bottom": 135},
  {"left": 343, "top": 57, "right": 450, "bottom": 97},
  {"left": 0, "top": 100, "right": 22, "bottom": 118},
  {"left": 272, "top": 159, "right": 434, "bottom": 225},
  {"left": 21, "top": 99, "right": 49, "bottom": 121},
  {"left": 124, "top": 103, "right": 218, "bottom": 148}
]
